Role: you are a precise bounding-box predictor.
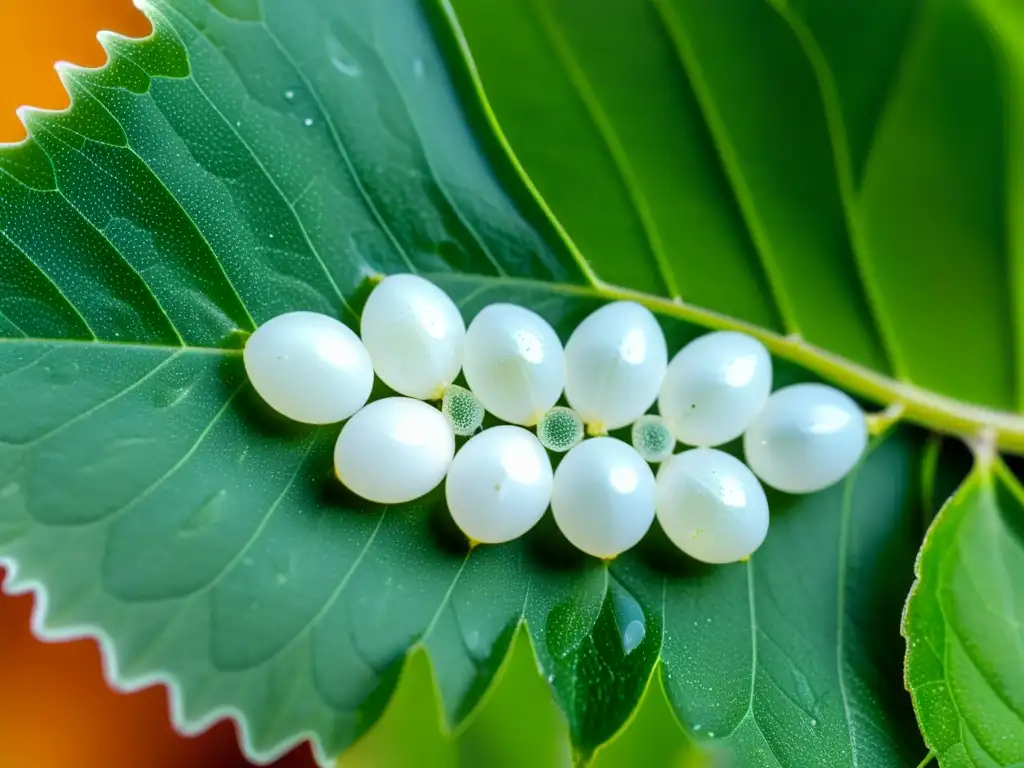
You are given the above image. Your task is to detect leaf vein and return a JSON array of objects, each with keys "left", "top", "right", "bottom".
[
  {"left": 649, "top": 0, "right": 799, "bottom": 335},
  {"left": 257, "top": 23, "right": 418, "bottom": 275},
  {"left": 530, "top": 0, "right": 680, "bottom": 300},
  {"left": 159, "top": 5, "right": 360, "bottom": 323}
]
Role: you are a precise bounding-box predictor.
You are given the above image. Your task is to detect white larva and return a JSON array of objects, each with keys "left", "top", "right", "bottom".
[
  {"left": 743, "top": 383, "right": 867, "bottom": 494},
  {"left": 550, "top": 437, "right": 656, "bottom": 558},
  {"left": 360, "top": 274, "right": 466, "bottom": 400},
  {"left": 658, "top": 331, "right": 771, "bottom": 447},
  {"left": 462, "top": 303, "right": 564, "bottom": 426},
  {"left": 243, "top": 311, "right": 373, "bottom": 425},
  {"left": 655, "top": 448, "right": 769, "bottom": 564},
  {"left": 334, "top": 397, "right": 455, "bottom": 504},
  {"left": 563, "top": 302, "right": 667, "bottom": 433},
  {"left": 445, "top": 426, "right": 553, "bottom": 544}
]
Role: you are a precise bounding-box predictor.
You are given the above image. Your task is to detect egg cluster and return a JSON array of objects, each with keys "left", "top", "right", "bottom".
[{"left": 243, "top": 274, "right": 867, "bottom": 564}]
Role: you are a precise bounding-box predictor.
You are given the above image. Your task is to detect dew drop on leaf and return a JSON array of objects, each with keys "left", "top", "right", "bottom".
[
  {"left": 611, "top": 579, "right": 646, "bottom": 656},
  {"left": 45, "top": 359, "right": 79, "bottom": 385}
]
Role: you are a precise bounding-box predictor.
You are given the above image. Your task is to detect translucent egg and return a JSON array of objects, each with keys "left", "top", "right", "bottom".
[
  {"left": 563, "top": 302, "right": 667, "bottom": 432},
  {"left": 442, "top": 384, "right": 484, "bottom": 436},
  {"left": 536, "top": 406, "right": 584, "bottom": 453},
  {"left": 462, "top": 303, "right": 564, "bottom": 425},
  {"left": 550, "top": 437, "right": 656, "bottom": 558},
  {"left": 445, "top": 426, "right": 553, "bottom": 544},
  {"left": 243, "top": 311, "right": 373, "bottom": 424},
  {"left": 655, "top": 448, "right": 769, "bottom": 564},
  {"left": 743, "top": 383, "right": 867, "bottom": 494},
  {"left": 658, "top": 331, "right": 771, "bottom": 447},
  {"left": 360, "top": 274, "right": 466, "bottom": 400},
  {"left": 631, "top": 415, "right": 675, "bottom": 463},
  {"left": 334, "top": 397, "right": 455, "bottom": 504}
]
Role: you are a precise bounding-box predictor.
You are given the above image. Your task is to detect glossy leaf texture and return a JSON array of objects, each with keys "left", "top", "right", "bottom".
[
  {"left": 0, "top": 1, "right": 1012, "bottom": 767},
  {"left": 443, "top": 0, "right": 1024, "bottom": 763},
  {"left": 904, "top": 460, "right": 1024, "bottom": 767},
  {"left": 446, "top": 0, "right": 1024, "bottom": 415}
]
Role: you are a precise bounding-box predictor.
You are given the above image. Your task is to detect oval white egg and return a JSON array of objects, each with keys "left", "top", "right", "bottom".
[
  {"left": 743, "top": 383, "right": 867, "bottom": 494},
  {"left": 243, "top": 311, "right": 373, "bottom": 424},
  {"left": 360, "top": 274, "right": 466, "bottom": 400},
  {"left": 563, "top": 302, "right": 667, "bottom": 432},
  {"left": 658, "top": 331, "right": 772, "bottom": 447},
  {"left": 462, "top": 303, "right": 564, "bottom": 426},
  {"left": 445, "top": 426, "right": 553, "bottom": 544},
  {"left": 550, "top": 437, "right": 656, "bottom": 558},
  {"left": 656, "top": 448, "right": 769, "bottom": 564},
  {"left": 334, "top": 397, "right": 455, "bottom": 503}
]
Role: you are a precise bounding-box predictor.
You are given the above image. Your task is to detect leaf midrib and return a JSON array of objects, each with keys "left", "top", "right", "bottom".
[
  {"left": 426, "top": 2, "right": 1024, "bottom": 453},
  {"left": 10, "top": 266, "right": 1024, "bottom": 453}
]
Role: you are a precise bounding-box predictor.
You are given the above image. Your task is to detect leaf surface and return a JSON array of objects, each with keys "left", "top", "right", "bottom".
[
  {"left": 904, "top": 460, "right": 1024, "bottom": 767},
  {"left": 0, "top": 0, "right": 1018, "bottom": 765}
]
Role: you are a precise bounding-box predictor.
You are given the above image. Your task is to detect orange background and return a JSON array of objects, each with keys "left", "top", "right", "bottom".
[{"left": 0, "top": 1, "right": 313, "bottom": 765}]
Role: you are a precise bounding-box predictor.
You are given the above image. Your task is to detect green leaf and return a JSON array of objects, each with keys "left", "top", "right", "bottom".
[
  {"left": 443, "top": 0, "right": 1024, "bottom": 438},
  {"left": 0, "top": 0, "right": 576, "bottom": 763},
  {"left": 0, "top": 0, "right": 1017, "bottom": 765},
  {"left": 903, "top": 460, "right": 1024, "bottom": 766}
]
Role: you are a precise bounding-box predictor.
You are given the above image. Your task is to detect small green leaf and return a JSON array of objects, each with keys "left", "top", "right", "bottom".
[{"left": 903, "top": 460, "right": 1024, "bottom": 766}]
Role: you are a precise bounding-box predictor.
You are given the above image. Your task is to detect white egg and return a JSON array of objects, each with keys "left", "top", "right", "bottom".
[
  {"left": 445, "top": 426, "right": 553, "bottom": 544},
  {"left": 360, "top": 274, "right": 466, "bottom": 400},
  {"left": 462, "top": 303, "right": 564, "bottom": 426},
  {"left": 550, "top": 437, "right": 656, "bottom": 558},
  {"left": 743, "top": 383, "right": 867, "bottom": 494},
  {"left": 563, "top": 302, "right": 667, "bottom": 432},
  {"left": 243, "top": 311, "right": 373, "bottom": 424},
  {"left": 655, "top": 448, "right": 769, "bottom": 564},
  {"left": 658, "top": 331, "right": 771, "bottom": 447},
  {"left": 334, "top": 397, "right": 455, "bottom": 504}
]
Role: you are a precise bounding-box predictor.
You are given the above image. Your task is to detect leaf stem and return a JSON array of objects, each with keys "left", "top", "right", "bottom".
[
  {"left": 594, "top": 279, "right": 1024, "bottom": 455},
  {"left": 915, "top": 750, "right": 936, "bottom": 768},
  {"left": 435, "top": 272, "right": 1024, "bottom": 455}
]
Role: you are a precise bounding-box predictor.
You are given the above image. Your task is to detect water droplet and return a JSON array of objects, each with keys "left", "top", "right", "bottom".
[
  {"left": 180, "top": 489, "right": 226, "bottom": 535},
  {"left": 45, "top": 359, "right": 79, "bottom": 385},
  {"left": 153, "top": 381, "right": 194, "bottom": 409},
  {"left": 547, "top": 673, "right": 555, "bottom": 683},
  {"left": 811, "top": 719, "right": 818, "bottom": 728},
  {"left": 693, "top": 724, "right": 702, "bottom": 732},
  {"left": 413, "top": 57, "right": 424, "bottom": 79},
  {"left": 611, "top": 579, "right": 646, "bottom": 655},
  {"left": 326, "top": 35, "right": 361, "bottom": 77},
  {"left": 243, "top": 557, "right": 255, "bottom": 567},
  {"left": 235, "top": 120, "right": 241, "bottom": 127},
  {"left": 276, "top": 572, "right": 289, "bottom": 586},
  {"left": 466, "top": 629, "right": 481, "bottom": 651},
  {"left": 708, "top": 731, "right": 715, "bottom": 738},
  {"left": 1, "top": 481, "right": 21, "bottom": 499},
  {"left": 304, "top": 117, "right": 314, "bottom": 127},
  {"left": 284, "top": 89, "right": 295, "bottom": 100}
]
